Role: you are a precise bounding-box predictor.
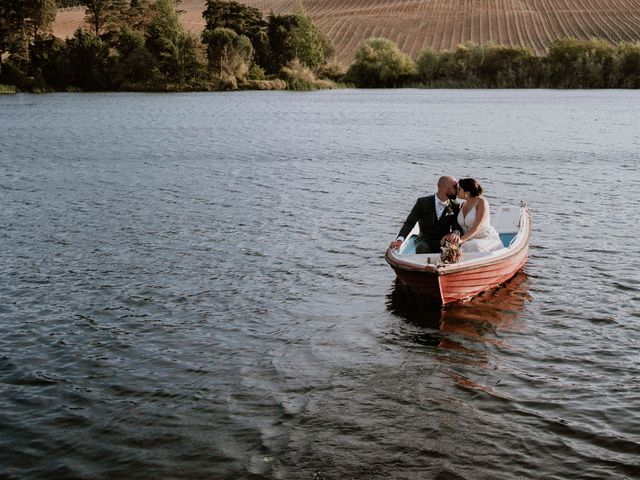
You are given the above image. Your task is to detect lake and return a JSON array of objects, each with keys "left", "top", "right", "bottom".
[{"left": 1, "top": 90, "right": 639, "bottom": 479}]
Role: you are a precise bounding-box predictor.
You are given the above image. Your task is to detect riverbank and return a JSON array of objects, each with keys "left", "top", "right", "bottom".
[
  {"left": 0, "top": 84, "right": 16, "bottom": 94},
  {"left": 5, "top": 0, "right": 639, "bottom": 92},
  {"left": 4, "top": 35, "right": 638, "bottom": 92}
]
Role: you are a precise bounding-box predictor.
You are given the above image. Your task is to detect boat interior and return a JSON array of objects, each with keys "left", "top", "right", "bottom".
[{"left": 397, "top": 205, "right": 524, "bottom": 264}]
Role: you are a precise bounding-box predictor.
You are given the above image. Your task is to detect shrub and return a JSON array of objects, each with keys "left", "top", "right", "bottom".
[
  {"left": 478, "top": 44, "right": 539, "bottom": 87},
  {"left": 346, "top": 37, "right": 417, "bottom": 87},
  {"left": 243, "top": 78, "right": 287, "bottom": 90},
  {"left": 280, "top": 59, "right": 336, "bottom": 90},
  {"left": 616, "top": 42, "right": 640, "bottom": 88},
  {"left": 316, "top": 61, "right": 345, "bottom": 81},
  {"left": 266, "top": 13, "right": 334, "bottom": 73},
  {"left": 416, "top": 48, "right": 439, "bottom": 82},
  {"left": 419, "top": 42, "right": 546, "bottom": 87},
  {"left": 247, "top": 64, "right": 265, "bottom": 80},
  {"left": 202, "top": 27, "right": 253, "bottom": 86},
  {"left": 547, "top": 37, "right": 616, "bottom": 88}
]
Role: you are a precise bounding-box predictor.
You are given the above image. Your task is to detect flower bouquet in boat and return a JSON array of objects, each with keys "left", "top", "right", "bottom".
[
  {"left": 386, "top": 203, "right": 531, "bottom": 305},
  {"left": 440, "top": 240, "right": 464, "bottom": 265}
]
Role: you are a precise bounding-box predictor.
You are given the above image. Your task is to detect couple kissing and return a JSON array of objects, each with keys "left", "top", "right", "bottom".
[{"left": 389, "top": 176, "right": 503, "bottom": 255}]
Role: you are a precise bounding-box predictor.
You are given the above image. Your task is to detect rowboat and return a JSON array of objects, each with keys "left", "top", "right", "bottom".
[{"left": 385, "top": 203, "right": 531, "bottom": 305}]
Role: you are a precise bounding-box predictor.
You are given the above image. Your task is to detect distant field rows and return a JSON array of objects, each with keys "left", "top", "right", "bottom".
[{"left": 53, "top": 0, "right": 640, "bottom": 64}]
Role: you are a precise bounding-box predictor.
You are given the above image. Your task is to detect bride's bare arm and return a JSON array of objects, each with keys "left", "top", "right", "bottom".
[{"left": 460, "top": 198, "right": 490, "bottom": 243}]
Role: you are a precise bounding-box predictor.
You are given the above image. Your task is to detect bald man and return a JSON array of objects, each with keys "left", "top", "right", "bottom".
[{"left": 389, "top": 176, "right": 463, "bottom": 254}]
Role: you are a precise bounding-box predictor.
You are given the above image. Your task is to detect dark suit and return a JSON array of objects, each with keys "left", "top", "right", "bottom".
[{"left": 397, "top": 195, "right": 462, "bottom": 253}]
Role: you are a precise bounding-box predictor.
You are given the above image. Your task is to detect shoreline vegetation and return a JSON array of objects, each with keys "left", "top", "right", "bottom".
[
  {"left": 1, "top": 1, "right": 639, "bottom": 92},
  {"left": 0, "top": 84, "right": 18, "bottom": 94}
]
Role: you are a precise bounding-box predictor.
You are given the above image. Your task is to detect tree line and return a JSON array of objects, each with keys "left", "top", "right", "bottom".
[
  {"left": 0, "top": 0, "right": 339, "bottom": 91},
  {"left": 344, "top": 37, "right": 640, "bottom": 88},
  {"left": 1, "top": 1, "right": 639, "bottom": 91}
]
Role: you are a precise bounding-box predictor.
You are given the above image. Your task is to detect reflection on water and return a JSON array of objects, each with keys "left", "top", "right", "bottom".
[
  {"left": 386, "top": 271, "right": 533, "bottom": 399},
  {"left": 387, "top": 270, "right": 532, "bottom": 354}
]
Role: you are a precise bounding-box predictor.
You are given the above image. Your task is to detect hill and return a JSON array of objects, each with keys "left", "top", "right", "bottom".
[{"left": 53, "top": 0, "right": 640, "bottom": 64}]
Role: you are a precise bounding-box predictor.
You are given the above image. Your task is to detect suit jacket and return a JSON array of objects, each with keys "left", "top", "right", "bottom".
[{"left": 397, "top": 195, "right": 462, "bottom": 246}]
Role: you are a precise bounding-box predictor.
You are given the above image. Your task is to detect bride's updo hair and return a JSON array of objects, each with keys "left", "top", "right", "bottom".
[{"left": 458, "top": 178, "right": 483, "bottom": 197}]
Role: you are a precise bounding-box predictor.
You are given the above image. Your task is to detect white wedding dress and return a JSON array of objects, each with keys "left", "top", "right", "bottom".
[{"left": 457, "top": 203, "right": 504, "bottom": 253}]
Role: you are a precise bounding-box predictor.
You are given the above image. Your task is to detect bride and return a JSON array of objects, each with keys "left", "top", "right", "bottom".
[{"left": 450, "top": 178, "right": 504, "bottom": 253}]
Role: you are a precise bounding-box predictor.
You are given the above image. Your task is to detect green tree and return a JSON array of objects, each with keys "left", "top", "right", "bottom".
[
  {"left": 29, "top": 34, "right": 70, "bottom": 88},
  {"left": 418, "top": 45, "right": 480, "bottom": 85},
  {"left": 267, "top": 13, "right": 333, "bottom": 72},
  {"left": 202, "top": 0, "right": 268, "bottom": 67},
  {"left": 418, "top": 42, "right": 544, "bottom": 87},
  {"left": 202, "top": 27, "right": 252, "bottom": 86},
  {"left": 584, "top": 39, "right": 616, "bottom": 87},
  {"left": 443, "top": 44, "right": 476, "bottom": 82},
  {"left": 0, "top": 1, "right": 23, "bottom": 66},
  {"left": 478, "top": 44, "right": 539, "bottom": 87},
  {"left": 345, "top": 37, "right": 417, "bottom": 87},
  {"left": 617, "top": 42, "right": 640, "bottom": 88},
  {"left": 416, "top": 47, "right": 439, "bottom": 82},
  {"left": 546, "top": 37, "right": 615, "bottom": 88},
  {"left": 85, "top": 0, "right": 128, "bottom": 36},
  {"left": 126, "top": 0, "right": 155, "bottom": 31},
  {"left": 30, "top": 0, "right": 57, "bottom": 37},
  {"left": 0, "top": 0, "right": 57, "bottom": 64},
  {"left": 110, "top": 25, "right": 156, "bottom": 87},
  {"left": 146, "top": 0, "right": 203, "bottom": 84},
  {"left": 65, "top": 28, "right": 112, "bottom": 89}
]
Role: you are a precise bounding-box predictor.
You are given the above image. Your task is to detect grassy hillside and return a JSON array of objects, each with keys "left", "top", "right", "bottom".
[{"left": 54, "top": 0, "right": 640, "bottom": 64}]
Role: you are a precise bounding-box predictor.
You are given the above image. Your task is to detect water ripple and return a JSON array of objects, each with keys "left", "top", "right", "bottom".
[{"left": 1, "top": 90, "right": 639, "bottom": 479}]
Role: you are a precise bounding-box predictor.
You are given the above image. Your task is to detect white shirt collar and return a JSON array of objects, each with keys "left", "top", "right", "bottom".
[
  {"left": 434, "top": 194, "right": 450, "bottom": 218},
  {"left": 435, "top": 194, "right": 450, "bottom": 206}
]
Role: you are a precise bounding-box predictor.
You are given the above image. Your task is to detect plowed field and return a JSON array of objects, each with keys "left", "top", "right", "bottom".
[{"left": 54, "top": 0, "right": 640, "bottom": 64}]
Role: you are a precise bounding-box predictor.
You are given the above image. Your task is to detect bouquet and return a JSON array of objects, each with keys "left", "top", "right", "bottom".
[{"left": 440, "top": 240, "right": 464, "bottom": 264}]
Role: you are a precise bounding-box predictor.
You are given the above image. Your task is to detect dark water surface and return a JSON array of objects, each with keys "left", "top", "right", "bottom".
[{"left": 1, "top": 90, "right": 639, "bottom": 479}]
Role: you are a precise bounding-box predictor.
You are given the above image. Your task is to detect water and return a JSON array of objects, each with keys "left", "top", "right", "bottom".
[{"left": 1, "top": 90, "right": 639, "bottom": 479}]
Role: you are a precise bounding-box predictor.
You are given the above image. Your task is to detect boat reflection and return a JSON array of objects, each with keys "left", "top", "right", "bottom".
[{"left": 386, "top": 270, "right": 532, "bottom": 360}]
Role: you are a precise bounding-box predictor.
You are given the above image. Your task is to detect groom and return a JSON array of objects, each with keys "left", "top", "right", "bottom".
[{"left": 389, "top": 175, "right": 462, "bottom": 253}]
